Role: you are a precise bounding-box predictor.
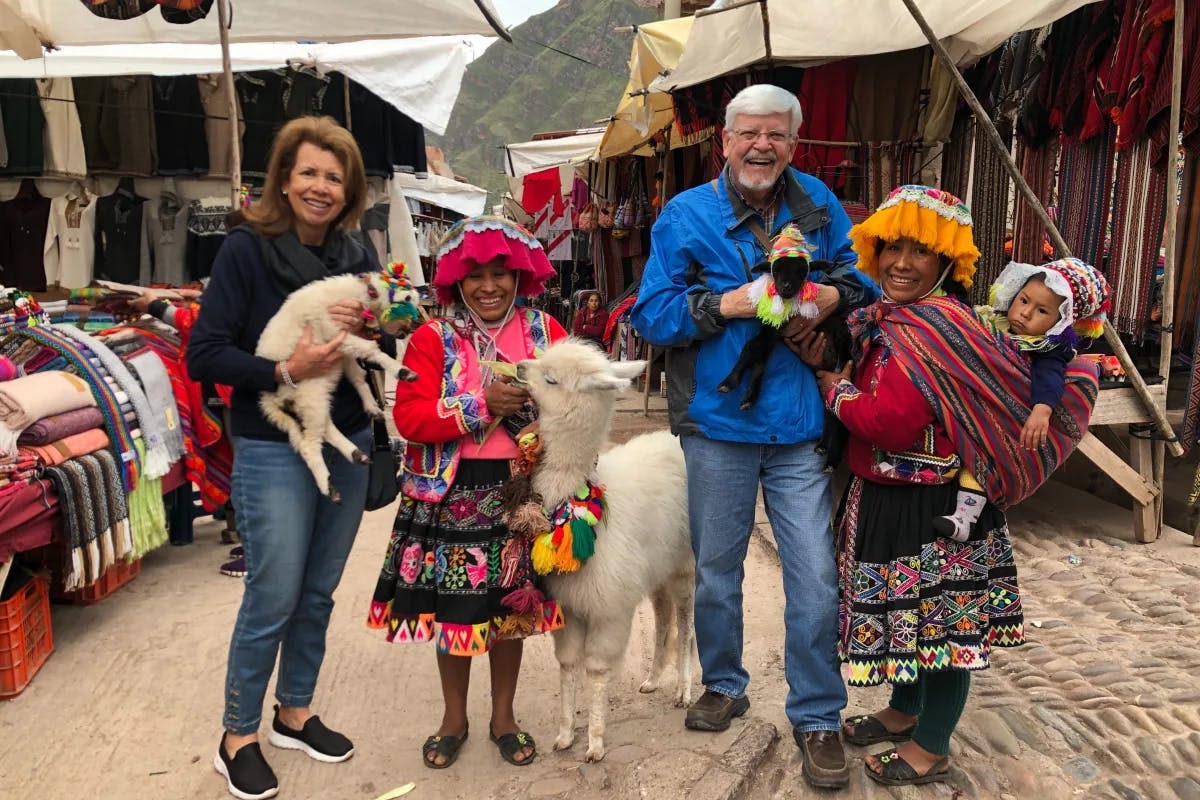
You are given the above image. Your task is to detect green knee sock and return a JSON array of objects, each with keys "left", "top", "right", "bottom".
[
  {"left": 910, "top": 670, "right": 971, "bottom": 756},
  {"left": 888, "top": 680, "right": 926, "bottom": 717}
]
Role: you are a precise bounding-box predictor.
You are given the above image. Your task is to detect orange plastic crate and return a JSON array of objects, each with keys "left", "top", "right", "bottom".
[
  {"left": 0, "top": 573, "right": 54, "bottom": 699},
  {"left": 53, "top": 557, "right": 141, "bottom": 605}
]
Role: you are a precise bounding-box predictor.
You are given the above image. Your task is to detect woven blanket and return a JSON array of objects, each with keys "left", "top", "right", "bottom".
[
  {"left": 94, "top": 449, "right": 133, "bottom": 560},
  {"left": 18, "top": 407, "right": 105, "bottom": 446},
  {"left": 54, "top": 324, "right": 171, "bottom": 479},
  {"left": 126, "top": 350, "right": 186, "bottom": 465},
  {"left": 1108, "top": 139, "right": 1167, "bottom": 338},
  {"left": 851, "top": 296, "right": 1099, "bottom": 509},
  {"left": 15, "top": 327, "right": 140, "bottom": 491},
  {"left": 19, "top": 428, "right": 110, "bottom": 467},
  {"left": 0, "top": 371, "right": 97, "bottom": 449}
]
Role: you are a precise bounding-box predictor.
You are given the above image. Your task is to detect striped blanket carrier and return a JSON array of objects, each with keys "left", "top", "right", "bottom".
[{"left": 852, "top": 296, "right": 1100, "bottom": 509}]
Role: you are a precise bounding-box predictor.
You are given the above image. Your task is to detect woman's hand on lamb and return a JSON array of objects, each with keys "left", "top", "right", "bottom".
[
  {"left": 485, "top": 375, "right": 530, "bottom": 417},
  {"left": 280, "top": 325, "right": 347, "bottom": 382},
  {"left": 782, "top": 284, "right": 840, "bottom": 341},
  {"left": 815, "top": 361, "right": 852, "bottom": 399},
  {"left": 328, "top": 298, "right": 368, "bottom": 337},
  {"left": 789, "top": 330, "right": 828, "bottom": 367}
]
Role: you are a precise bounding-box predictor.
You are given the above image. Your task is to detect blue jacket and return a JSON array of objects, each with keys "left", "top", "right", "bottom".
[{"left": 631, "top": 167, "right": 879, "bottom": 444}]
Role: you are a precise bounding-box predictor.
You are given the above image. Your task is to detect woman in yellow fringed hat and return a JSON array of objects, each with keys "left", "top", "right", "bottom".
[{"left": 801, "top": 186, "right": 1098, "bottom": 786}]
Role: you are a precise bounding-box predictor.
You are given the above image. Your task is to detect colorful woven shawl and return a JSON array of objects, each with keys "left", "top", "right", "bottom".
[
  {"left": 14, "top": 326, "right": 140, "bottom": 492},
  {"left": 850, "top": 295, "right": 1099, "bottom": 509}
]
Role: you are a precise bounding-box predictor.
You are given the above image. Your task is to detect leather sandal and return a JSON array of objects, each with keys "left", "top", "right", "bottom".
[
  {"left": 843, "top": 714, "right": 916, "bottom": 746},
  {"left": 865, "top": 748, "right": 950, "bottom": 786},
  {"left": 489, "top": 724, "right": 536, "bottom": 766},
  {"left": 422, "top": 724, "right": 468, "bottom": 769}
]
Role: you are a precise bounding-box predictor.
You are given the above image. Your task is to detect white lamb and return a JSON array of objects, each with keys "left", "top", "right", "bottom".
[
  {"left": 255, "top": 266, "right": 420, "bottom": 503},
  {"left": 515, "top": 340, "right": 694, "bottom": 762}
]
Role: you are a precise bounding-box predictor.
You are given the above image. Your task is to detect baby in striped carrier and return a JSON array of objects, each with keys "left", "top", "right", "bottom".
[{"left": 934, "top": 257, "right": 1110, "bottom": 541}]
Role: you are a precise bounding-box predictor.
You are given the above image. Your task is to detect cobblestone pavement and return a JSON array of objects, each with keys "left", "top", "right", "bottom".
[{"left": 752, "top": 481, "right": 1200, "bottom": 800}]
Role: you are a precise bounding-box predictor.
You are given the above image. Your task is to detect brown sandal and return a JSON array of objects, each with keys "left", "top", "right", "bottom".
[{"left": 843, "top": 714, "right": 916, "bottom": 746}]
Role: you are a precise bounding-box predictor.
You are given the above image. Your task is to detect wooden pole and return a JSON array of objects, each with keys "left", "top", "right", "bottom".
[
  {"left": 898, "top": 0, "right": 1184, "bottom": 459},
  {"left": 1155, "top": 0, "right": 1186, "bottom": 536},
  {"left": 217, "top": 0, "right": 241, "bottom": 210}
]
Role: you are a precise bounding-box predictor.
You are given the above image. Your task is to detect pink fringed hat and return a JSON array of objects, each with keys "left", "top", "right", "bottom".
[{"left": 432, "top": 215, "right": 556, "bottom": 305}]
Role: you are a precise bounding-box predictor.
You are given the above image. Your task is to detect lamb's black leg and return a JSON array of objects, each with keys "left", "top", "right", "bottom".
[
  {"left": 817, "top": 412, "right": 849, "bottom": 472},
  {"left": 736, "top": 329, "right": 782, "bottom": 410},
  {"left": 740, "top": 356, "right": 769, "bottom": 410},
  {"left": 718, "top": 336, "right": 762, "bottom": 394}
]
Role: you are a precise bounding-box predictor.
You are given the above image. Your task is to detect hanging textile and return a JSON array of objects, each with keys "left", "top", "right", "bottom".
[
  {"left": 35, "top": 78, "right": 87, "bottom": 178},
  {"left": 1174, "top": 155, "right": 1200, "bottom": 354},
  {"left": 969, "top": 122, "right": 1014, "bottom": 304},
  {"left": 792, "top": 60, "right": 857, "bottom": 192},
  {"left": 1011, "top": 138, "right": 1060, "bottom": 264},
  {"left": 1058, "top": 123, "right": 1117, "bottom": 269},
  {"left": 1146, "top": 0, "right": 1200, "bottom": 163},
  {"left": 1098, "top": 0, "right": 1176, "bottom": 151},
  {"left": 0, "top": 79, "right": 45, "bottom": 176},
  {"left": 940, "top": 113, "right": 974, "bottom": 202},
  {"left": 151, "top": 75, "right": 210, "bottom": 176},
  {"left": 1107, "top": 138, "right": 1168, "bottom": 338}
]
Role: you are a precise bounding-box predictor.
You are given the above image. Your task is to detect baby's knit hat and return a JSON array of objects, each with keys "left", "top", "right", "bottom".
[{"left": 989, "top": 257, "right": 1111, "bottom": 340}]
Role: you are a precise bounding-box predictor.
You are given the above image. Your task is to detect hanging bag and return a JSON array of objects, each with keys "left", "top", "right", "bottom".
[{"left": 363, "top": 367, "right": 400, "bottom": 511}]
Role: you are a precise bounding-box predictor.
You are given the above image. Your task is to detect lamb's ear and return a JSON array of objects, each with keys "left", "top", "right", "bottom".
[{"left": 609, "top": 360, "right": 647, "bottom": 381}]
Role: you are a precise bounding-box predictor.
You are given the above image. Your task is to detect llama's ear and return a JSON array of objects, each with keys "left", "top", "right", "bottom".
[
  {"left": 579, "top": 373, "right": 634, "bottom": 393},
  {"left": 609, "top": 360, "right": 647, "bottom": 381}
]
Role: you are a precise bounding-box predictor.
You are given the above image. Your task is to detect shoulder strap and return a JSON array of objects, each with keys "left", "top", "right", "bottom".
[{"left": 712, "top": 178, "right": 773, "bottom": 267}]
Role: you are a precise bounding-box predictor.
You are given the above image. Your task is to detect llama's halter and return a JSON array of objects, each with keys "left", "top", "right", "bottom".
[
  {"left": 363, "top": 262, "right": 421, "bottom": 328},
  {"left": 503, "top": 432, "right": 606, "bottom": 575}
]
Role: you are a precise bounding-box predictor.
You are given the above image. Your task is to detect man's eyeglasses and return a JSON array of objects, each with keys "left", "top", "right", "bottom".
[{"left": 729, "top": 128, "right": 792, "bottom": 145}]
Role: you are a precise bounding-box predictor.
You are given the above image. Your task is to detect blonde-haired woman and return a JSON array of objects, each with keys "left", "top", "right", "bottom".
[{"left": 189, "top": 115, "right": 385, "bottom": 800}]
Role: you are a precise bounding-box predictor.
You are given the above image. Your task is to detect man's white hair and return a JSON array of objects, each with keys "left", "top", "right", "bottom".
[{"left": 724, "top": 84, "right": 803, "bottom": 135}]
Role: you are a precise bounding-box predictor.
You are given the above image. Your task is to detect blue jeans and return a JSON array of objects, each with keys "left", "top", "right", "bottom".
[
  {"left": 680, "top": 434, "right": 846, "bottom": 733},
  {"left": 224, "top": 429, "right": 371, "bottom": 735}
]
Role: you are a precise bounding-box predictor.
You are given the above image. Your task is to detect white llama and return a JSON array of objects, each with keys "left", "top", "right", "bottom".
[
  {"left": 515, "top": 340, "right": 694, "bottom": 762},
  {"left": 255, "top": 268, "right": 420, "bottom": 503}
]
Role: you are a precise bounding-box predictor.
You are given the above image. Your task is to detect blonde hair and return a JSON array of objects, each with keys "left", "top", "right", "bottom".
[{"left": 244, "top": 115, "right": 368, "bottom": 238}]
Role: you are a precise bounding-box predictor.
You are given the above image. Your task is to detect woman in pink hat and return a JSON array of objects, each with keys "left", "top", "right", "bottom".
[{"left": 367, "top": 216, "right": 567, "bottom": 770}]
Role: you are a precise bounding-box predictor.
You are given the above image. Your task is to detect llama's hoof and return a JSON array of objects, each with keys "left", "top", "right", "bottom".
[
  {"left": 716, "top": 382, "right": 733, "bottom": 394},
  {"left": 584, "top": 743, "right": 606, "bottom": 762},
  {"left": 327, "top": 483, "right": 343, "bottom": 505},
  {"left": 553, "top": 731, "right": 575, "bottom": 751},
  {"left": 674, "top": 686, "right": 693, "bottom": 708},
  {"left": 350, "top": 448, "right": 371, "bottom": 465},
  {"left": 738, "top": 399, "right": 755, "bottom": 411},
  {"left": 397, "top": 368, "right": 419, "bottom": 382},
  {"left": 637, "top": 677, "right": 660, "bottom": 694}
]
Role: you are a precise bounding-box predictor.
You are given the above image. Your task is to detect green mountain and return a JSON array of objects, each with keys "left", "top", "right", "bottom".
[{"left": 435, "top": 0, "right": 658, "bottom": 203}]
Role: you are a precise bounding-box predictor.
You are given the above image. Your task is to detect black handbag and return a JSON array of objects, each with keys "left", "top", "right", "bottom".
[{"left": 363, "top": 368, "right": 400, "bottom": 511}]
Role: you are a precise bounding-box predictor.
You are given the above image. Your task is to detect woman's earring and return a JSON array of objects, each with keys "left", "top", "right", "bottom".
[{"left": 282, "top": 189, "right": 288, "bottom": 196}]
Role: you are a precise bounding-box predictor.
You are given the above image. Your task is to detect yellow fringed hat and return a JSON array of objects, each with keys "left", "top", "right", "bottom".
[{"left": 849, "top": 185, "right": 981, "bottom": 289}]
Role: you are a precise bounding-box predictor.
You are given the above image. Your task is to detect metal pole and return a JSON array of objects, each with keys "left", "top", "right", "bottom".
[
  {"left": 217, "top": 0, "right": 241, "bottom": 209},
  {"left": 898, "top": 0, "right": 1184, "bottom": 458},
  {"left": 663, "top": 0, "right": 681, "bottom": 19}
]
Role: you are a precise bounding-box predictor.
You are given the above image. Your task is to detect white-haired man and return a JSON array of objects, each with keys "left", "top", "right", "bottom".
[{"left": 632, "top": 83, "right": 879, "bottom": 790}]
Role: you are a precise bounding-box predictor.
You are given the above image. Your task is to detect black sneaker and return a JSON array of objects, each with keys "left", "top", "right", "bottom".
[
  {"left": 213, "top": 736, "right": 279, "bottom": 800},
  {"left": 267, "top": 704, "right": 355, "bottom": 763}
]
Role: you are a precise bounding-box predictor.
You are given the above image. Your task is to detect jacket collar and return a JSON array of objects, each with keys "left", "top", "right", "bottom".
[{"left": 719, "top": 166, "right": 825, "bottom": 236}]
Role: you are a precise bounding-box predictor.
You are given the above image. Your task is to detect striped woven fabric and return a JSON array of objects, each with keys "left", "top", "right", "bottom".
[
  {"left": 969, "top": 122, "right": 1013, "bottom": 305},
  {"left": 1058, "top": 125, "right": 1116, "bottom": 269},
  {"left": 15, "top": 327, "right": 141, "bottom": 492},
  {"left": 1107, "top": 138, "right": 1168, "bottom": 339},
  {"left": 1012, "top": 139, "right": 1059, "bottom": 264},
  {"left": 867, "top": 296, "right": 1099, "bottom": 509}
]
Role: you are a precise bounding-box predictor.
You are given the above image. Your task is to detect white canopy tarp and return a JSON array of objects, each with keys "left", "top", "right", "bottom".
[
  {"left": 0, "top": 37, "right": 470, "bottom": 135},
  {"left": 394, "top": 172, "right": 488, "bottom": 218},
  {"left": 0, "top": 0, "right": 506, "bottom": 57},
  {"left": 504, "top": 131, "right": 603, "bottom": 178},
  {"left": 653, "top": 0, "right": 1099, "bottom": 92}
]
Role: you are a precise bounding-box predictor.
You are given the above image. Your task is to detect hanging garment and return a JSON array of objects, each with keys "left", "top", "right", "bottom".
[
  {"left": 94, "top": 178, "right": 151, "bottom": 285},
  {"left": 72, "top": 76, "right": 120, "bottom": 172},
  {"left": 185, "top": 198, "right": 230, "bottom": 280},
  {"left": 0, "top": 79, "right": 45, "bottom": 176},
  {"left": 197, "top": 72, "right": 243, "bottom": 179},
  {"left": 1098, "top": 0, "right": 1175, "bottom": 150},
  {"left": 323, "top": 74, "right": 395, "bottom": 178},
  {"left": 389, "top": 106, "right": 428, "bottom": 176},
  {"left": 849, "top": 48, "right": 926, "bottom": 143},
  {"left": 1107, "top": 138, "right": 1168, "bottom": 338},
  {"left": 791, "top": 60, "right": 857, "bottom": 192},
  {"left": 283, "top": 67, "right": 329, "bottom": 120},
  {"left": 147, "top": 187, "right": 190, "bottom": 286},
  {"left": 236, "top": 70, "right": 288, "bottom": 178},
  {"left": 1146, "top": 0, "right": 1200, "bottom": 163},
  {"left": 44, "top": 188, "right": 97, "bottom": 289},
  {"left": 0, "top": 180, "right": 51, "bottom": 291},
  {"left": 35, "top": 78, "right": 86, "bottom": 177},
  {"left": 109, "top": 75, "right": 158, "bottom": 175},
  {"left": 152, "top": 75, "right": 209, "bottom": 176}
]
